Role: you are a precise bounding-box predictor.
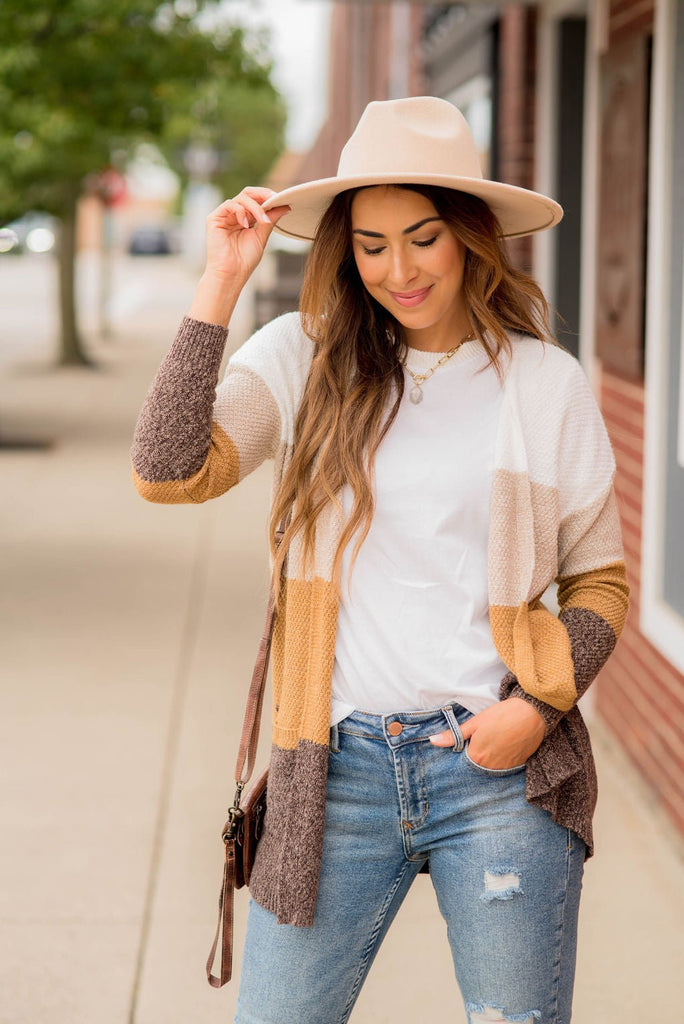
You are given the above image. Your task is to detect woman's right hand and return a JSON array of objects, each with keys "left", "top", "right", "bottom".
[
  {"left": 188, "top": 186, "right": 290, "bottom": 326},
  {"left": 204, "top": 186, "right": 290, "bottom": 284}
]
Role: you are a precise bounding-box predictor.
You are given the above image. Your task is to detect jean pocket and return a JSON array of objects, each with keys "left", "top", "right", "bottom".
[{"left": 463, "top": 741, "right": 527, "bottom": 777}]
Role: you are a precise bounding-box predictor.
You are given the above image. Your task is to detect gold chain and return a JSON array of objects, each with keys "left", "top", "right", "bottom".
[{"left": 404, "top": 331, "right": 475, "bottom": 403}]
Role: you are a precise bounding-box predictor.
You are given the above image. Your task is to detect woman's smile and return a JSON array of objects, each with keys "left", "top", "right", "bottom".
[{"left": 388, "top": 285, "right": 434, "bottom": 307}]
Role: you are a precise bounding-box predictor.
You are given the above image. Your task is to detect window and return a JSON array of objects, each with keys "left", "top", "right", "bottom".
[{"left": 642, "top": 0, "right": 684, "bottom": 667}]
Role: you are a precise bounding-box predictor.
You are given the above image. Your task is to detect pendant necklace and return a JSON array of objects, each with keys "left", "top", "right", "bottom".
[{"left": 404, "top": 331, "right": 475, "bottom": 405}]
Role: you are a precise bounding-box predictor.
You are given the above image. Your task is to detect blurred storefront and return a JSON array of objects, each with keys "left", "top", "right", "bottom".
[{"left": 270, "top": 0, "right": 684, "bottom": 838}]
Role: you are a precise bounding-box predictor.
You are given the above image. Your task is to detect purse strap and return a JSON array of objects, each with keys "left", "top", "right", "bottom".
[
  {"left": 206, "top": 509, "right": 290, "bottom": 990},
  {"left": 233, "top": 509, "right": 290, "bottom": 790}
]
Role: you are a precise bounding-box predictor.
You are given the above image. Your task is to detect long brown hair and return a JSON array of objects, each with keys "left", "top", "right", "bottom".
[{"left": 269, "top": 184, "right": 553, "bottom": 590}]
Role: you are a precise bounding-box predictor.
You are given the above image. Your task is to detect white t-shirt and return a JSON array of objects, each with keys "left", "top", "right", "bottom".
[{"left": 331, "top": 340, "right": 508, "bottom": 724}]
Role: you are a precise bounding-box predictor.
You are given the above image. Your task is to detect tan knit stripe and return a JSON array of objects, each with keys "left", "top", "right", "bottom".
[
  {"left": 131, "top": 420, "right": 239, "bottom": 504},
  {"left": 529, "top": 479, "right": 562, "bottom": 598},
  {"left": 489, "top": 471, "right": 560, "bottom": 605},
  {"left": 490, "top": 602, "right": 577, "bottom": 711},
  {"left": 557, "top": 560, "right": 629, "bottom": 637},
  {"left": 272, "top": 577, "right": 339, "bottom": 749},
  {"left": 558, "top": 487, "right": 624, "bottom": 577},
  {"left": 214, "top": 365, "right": 281, "bottom": 481}
]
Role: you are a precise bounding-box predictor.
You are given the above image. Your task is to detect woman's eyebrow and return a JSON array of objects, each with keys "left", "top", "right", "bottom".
[{"left": 352, "top": 216, "right": 442, "bottom": 238}]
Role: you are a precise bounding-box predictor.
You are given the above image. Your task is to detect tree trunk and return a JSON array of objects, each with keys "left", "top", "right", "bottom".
[{"left": 58, "top": 186, "right": 92, "bottom": 366}]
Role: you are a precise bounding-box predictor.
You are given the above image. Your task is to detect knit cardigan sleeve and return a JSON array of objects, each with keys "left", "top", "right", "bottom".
[
  {"left": 131, "top": 312, "right": 310, "bottom": 503},
  {"left": 497, "top": 349, "right": 630, "bottom": 733}
]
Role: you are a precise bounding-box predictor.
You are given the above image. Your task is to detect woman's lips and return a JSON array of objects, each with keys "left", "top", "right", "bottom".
[{"left": 388, "top": 286, "right": 433, "bottom": 308}]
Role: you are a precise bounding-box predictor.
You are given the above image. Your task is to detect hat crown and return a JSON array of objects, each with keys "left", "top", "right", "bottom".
[{"left": 337, "top": 97, "right": 483, "bottom": 181}]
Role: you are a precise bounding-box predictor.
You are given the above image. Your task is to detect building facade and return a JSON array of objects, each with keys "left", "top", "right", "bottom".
[{"left": 277, "top": 0, "right": 684, "bottom": 837}]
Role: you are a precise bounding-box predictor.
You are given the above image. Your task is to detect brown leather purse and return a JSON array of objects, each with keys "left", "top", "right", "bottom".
[{"left": 206, "top": 514, "right": 288, "bottom": 988}]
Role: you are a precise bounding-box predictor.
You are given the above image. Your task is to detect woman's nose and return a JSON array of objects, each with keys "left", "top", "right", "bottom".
[{"left": 386, "top": 248, "right": 417, "bottom": 287}]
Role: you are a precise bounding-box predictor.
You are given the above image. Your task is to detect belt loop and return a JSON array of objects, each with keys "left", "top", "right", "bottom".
[
  {"left": 441, "top": 706, "right": 464, "bottom": 752},
  {"left": 330, "top": 722, "right": 340, "bottom": 753}
]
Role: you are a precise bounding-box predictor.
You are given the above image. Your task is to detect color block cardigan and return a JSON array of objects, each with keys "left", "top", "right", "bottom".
[{"left": 132, "top": 312, "right": 629, "bottom": 926}]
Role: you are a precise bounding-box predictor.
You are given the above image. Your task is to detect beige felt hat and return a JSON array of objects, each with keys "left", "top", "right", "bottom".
[{"left": 263, "top": 96, "right": 563, "bottom": 241}]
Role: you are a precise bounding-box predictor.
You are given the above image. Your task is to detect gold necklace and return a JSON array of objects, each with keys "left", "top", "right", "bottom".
[{"left": 404, "top": 332, "right": 475, "bottom": 405}]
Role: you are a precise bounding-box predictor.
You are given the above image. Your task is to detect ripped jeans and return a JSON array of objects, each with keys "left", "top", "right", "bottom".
[{"left": 236, "top": 704, "right": 586, "bottom": 1024}]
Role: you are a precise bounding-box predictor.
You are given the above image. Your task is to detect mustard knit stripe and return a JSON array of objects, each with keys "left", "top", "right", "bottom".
[
  {"left": 132, "top": 465, "right": 192, "bottom": 504},
  {"left": 557, "top": 560, "right": 629, "bottom": 637},
  {"left": 489, "top": 603, "right": 577, "bottom": 711},
  {"left": 131, "top": 421, "right": 240, "bottom": 504},
  {"left": 272, "top": 577, "right": 339, "bottom": 749}
]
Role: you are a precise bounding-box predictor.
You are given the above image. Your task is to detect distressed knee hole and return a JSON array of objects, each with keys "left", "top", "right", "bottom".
[
  {"left": 466, "top": 1002, "right": 541, "bottom": 1023},
  {"left": 481, "top": 866, "right": 523, "bottom": 902}
]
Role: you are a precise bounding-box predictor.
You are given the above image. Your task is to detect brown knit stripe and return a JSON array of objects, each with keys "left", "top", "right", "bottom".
[
  {"left": 561, "top": 606, "right": 617, "bottom": 697},
  {"left": 500, "top": 605, "right": 617, "bottom": 735},
  {"left": 557, "top": 560, "right": 629, "bottom": 637},
  {"left": 272, "top": 577, "right": 339, "bottom": 749},
  {"left": 490, "top": 601, "right": 577, "bottom": 711},
  {"left": 132, "top": 421, "right": 240, "bottom": 504},
  {"left": 559, "top": 486, "right": 624, "bottom": 576},
  {"left": 214, "top": 364, "right": 281, "bottom": 481},
  {"left": 249, "top": 740, "right": 329, "bottom": 926},
  {"left": 131, "top": 316, "right": 228, "bottom": 483}
]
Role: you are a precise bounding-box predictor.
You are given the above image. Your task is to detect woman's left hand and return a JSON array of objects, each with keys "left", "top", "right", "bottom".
[{"left": 429, "top": 697, "right": 546, "bottom": 769}]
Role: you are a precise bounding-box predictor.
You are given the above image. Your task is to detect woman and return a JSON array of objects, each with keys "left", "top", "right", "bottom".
[{"left": 132, "top": 97, "right": 629, "bottom": 1024}]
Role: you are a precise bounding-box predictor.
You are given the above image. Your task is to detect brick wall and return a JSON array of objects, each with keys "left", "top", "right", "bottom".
[
  {"left": 592, "top": 0, "right": 684, "bottom": 839},
  {"left": 598, "top": 370, "right": 684, "bottom": 836},
  {"left": 496, "top": 5, "right": 537, "bottom": 272}
]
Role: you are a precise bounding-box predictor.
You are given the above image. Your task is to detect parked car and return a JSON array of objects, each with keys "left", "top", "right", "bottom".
[
  {"left": 0, "top": 212, "right": 57, "bottom": 254},
  {"left": 127, "top": 226, "right": 174, "bottom": 255}
]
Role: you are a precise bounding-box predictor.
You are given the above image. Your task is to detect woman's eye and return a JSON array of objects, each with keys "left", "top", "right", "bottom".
[
  {"left": 362, "top": 245, "right": 386, "bottom": 256},
  {"left": 415, "top": 236, "right": 438, "bottom": 248}
]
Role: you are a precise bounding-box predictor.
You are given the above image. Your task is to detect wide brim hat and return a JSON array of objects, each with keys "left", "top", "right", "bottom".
[{"left": 263, "top": 96, "right": 563, "bottom": 241}]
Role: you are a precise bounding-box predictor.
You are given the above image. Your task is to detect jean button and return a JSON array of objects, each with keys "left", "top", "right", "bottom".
[{"left": 388, "top": 721, "right": 403, "bottom": 736}]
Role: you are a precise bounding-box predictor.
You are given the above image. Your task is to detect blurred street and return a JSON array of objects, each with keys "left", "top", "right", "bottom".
[{"left": 1, "top": 252, "right": 683, "bottom": 1023}]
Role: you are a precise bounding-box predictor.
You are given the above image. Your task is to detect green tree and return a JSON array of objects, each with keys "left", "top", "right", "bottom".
[{"left": 0, "top": 0, "right": 285, "bottom": 365}]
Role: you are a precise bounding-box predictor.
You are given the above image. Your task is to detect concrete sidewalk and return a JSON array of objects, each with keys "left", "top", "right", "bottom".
[{"left": 1, "top": 253, "right": 682, "bottom": 1023}]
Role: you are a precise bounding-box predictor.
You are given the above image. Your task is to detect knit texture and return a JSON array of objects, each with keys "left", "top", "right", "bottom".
[{"left": 131, "top": 313, "right": 630, "bottom": 925}]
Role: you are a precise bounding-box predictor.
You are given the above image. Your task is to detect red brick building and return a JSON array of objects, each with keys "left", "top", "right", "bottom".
[
  {"left": 593, "top": 0, "right": 684, "bottom": 835},
  {"left": 281, "top": 0, "right": 684, "bottom": 837}
]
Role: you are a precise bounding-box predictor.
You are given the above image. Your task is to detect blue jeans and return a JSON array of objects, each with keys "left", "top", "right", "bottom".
[{"left": 236, "top": 704, "right": 585, "bottom": 1024}]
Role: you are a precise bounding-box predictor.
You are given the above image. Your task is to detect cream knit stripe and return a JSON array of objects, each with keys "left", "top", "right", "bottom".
[
  {"left": 131, "top": 317, "right": 228, "bottom": 483},
  {"left": 497, "top": 338, "right": 617, "bottom": 511}
]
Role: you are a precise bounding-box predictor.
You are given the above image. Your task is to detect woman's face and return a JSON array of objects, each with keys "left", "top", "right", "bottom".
[{"left": 350, "top": 186, "right": 469, "bottom": 351}]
